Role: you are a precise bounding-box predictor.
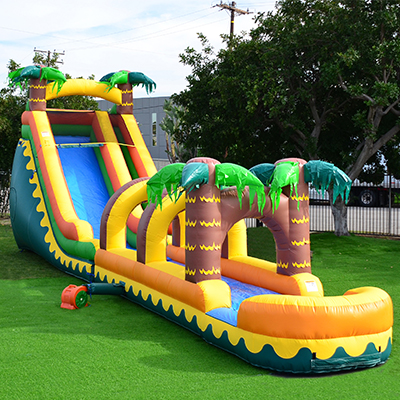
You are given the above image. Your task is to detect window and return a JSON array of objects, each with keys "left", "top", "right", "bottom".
[{"left": 152, "top": 113, "right": 157, "bottom": 146}]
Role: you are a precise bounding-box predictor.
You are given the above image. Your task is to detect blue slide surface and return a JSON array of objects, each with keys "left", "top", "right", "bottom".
[{"left": 55, "top": 136, "right": 110, "bottom": 239}]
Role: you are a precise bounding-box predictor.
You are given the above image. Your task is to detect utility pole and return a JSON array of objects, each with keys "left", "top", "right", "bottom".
[
  {"left": 33, "top": 48, "right": 65, "bottom": 67},
  {"left": 214, "top": 2, "right": 252, "bottom": 36}
]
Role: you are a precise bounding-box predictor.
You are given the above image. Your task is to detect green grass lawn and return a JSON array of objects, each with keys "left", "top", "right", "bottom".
[{"left": 1, "top": 223, "right": 399, "bottom": 399}]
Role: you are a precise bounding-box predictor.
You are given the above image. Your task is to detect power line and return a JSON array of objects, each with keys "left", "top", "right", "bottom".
[
  {"left": 66, "top": 14, "right": 226, "bottom": 53},
  {"left": 34, "top": 48, "right": 65, "bottom": 67},
  {"left": 5, "top": 7, "right": 218, "bottom": 55},
  {"left": 213, "top": 2, "right": 253, "bottom": 35}
]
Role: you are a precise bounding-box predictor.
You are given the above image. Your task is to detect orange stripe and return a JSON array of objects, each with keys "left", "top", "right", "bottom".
[
  {"left": 95, "top": 249, "right": 205, "bottom": 311},
  {"left": 221, "top": 258, "right": 302, "bottom": 295},
  {"left": 92, "top": 112, "right": 143, "bottom": 235},
  {"left": 133, "top": 263, "right": 205, "bottom": 312},
  {"left": 92, "top": 113, "right": 124, "bottom": 191},
  {"left": 23, "top": 111, "right": 81, "bottom": 240},
  {"left": 118, "top": 114, "right": 157, "bottom": 177},
  {"left": 166, "top": 244, "right": 186, "bottom": 264},
  {"left": 119, "top": 119, "right": 148, "bottom": 176},
  {"left": 95, "top": 249, "right": 135, "bottom": 278}
]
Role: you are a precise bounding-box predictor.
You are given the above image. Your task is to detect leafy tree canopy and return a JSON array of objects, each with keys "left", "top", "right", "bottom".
[
  {"left": 172, "top": 33, "right": 291, "bottom": 169},
  {"left": 173, "top": 0, "right": 400, "bottom": 179}
]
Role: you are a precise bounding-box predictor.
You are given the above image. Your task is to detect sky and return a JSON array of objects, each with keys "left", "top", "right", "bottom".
[{"left": 0, "top": 1, "right": 276, "bottom": 98}]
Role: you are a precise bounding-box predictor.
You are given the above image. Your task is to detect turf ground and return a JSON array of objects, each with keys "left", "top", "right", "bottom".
[{"left": 0, "top": 222, "right": 399, "bottom": 399}]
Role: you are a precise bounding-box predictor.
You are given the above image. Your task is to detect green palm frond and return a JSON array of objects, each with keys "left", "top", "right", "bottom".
[
  {"left": 215, "top": 163, "right": 266, "bottom": 212},
  {"left": 128, "top": 72, "right": 156, "bottom": 94},
  {"left": 8, "top": 65, "right": 66, "bottom": 93},
  {"left": 249, "top": 163, "right": 276, "bottom": 185},
  {"left": 7, "top": 67, "right": 25, "bottom": 85},
  {"left": 99, "top": 72, "right": 115, "bottom": 82},
  {"left": 99, "top": 71, "right": 129, "bottom": 92},
  {"left": 304, "top": 160, "right": 352, "bottom": 203},
  {"left": 39, "top": 67, "right": 67, "bottom": 94},
  {"left": 180, "top": 162, "right": 209, "bottom": 192},
  {"left": 146, "top": 163, "right": 185, "bottom": 209},
  {"left": 100, "top": 71, "right": 156, "bottom": 94},
  {"left": 8, "top": 65, "right": 41, "bottom": 88},
  {"left": 269, "top": 161, "right": 299, "bottom": 213}
]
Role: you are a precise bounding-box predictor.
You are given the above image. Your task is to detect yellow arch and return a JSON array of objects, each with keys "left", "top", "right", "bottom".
[
  {"left": 145, "top": 194, "right": 186, "bottom": 263},
  {"left": 105, "top": 180, "right": 149, "bottom": 250},
  {"left": 46, "top": 79, "right": 122, "bottom": 104}
]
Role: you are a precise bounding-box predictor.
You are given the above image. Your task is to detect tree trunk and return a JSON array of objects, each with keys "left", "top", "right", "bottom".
[
  {"left": 275, "top": 158, "right": 312, "bottom": 276},
  {"left": 330, "top": 191, "right": 350, "bottom": 236},
  {"left": 29, "top": 78, "right": 47, "bottom": 111},
  {"left": 184, "top": 158, "right": 222, "bottom": 283},
  {"left": 117, "top": 83, "right": 133, "bottom": 114}
]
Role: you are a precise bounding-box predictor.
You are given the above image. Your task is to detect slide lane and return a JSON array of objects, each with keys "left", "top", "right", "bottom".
[
  {"left": 21, "top": 109, "right": 158, "bottom": 262},
  {"left": 55, "top": 135, "right": 110, "bottom": 240}
]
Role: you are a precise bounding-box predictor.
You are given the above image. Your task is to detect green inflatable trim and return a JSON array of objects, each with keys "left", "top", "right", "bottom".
[{"left": 51, "top": 124, "right": 94, "bottom": 137}]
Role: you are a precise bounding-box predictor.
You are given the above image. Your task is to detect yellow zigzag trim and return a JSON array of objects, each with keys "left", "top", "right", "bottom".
[
  {"left": 121, "top": 89, "right": 133, "bottom": 94},
  {"left": 185, "top": 243, "right": 197, "bottom": 251},
  {"left": 199, "top": 219, "right": 221, "bottom": 227},
  {"left": 186, "top": 197, "right": 196, "bottom": 203},
  {"left": 186, "top": 219, "right": 197, "bottom": 227},
  {"left": 291, "top": 216, "right": 309, "bottom": 224},
  {"left": 28, "top": 84, "right": 46, "bottom": 89},
  {"left": 121, "top": 102, "right": 133, "bottom": 106},
  {"left": 199, "top": 194, "right": 220, "bottom": 203},
  {"left": 277, "top": 261, "right": 289, "bottom": 269},
  {"left": 29, "top": 98, "right": 46, "bottom": 103},
  {"left": 22, "top": 141, "right": 91, "bottom": 274},
  {"left": 291, "top": 194, "right": 309, "bottom": 201},
  {"left": 292, "top": 261, "right": 312, "bottom": 269},
  {"left": 291, "top": 238, "right": 310, "bottom": 246},
  {"left": 185, "top": 268, "right": 196, "bottom": 275},
  {"left": 199, "top": 266, "right": 220, "bottom": 275},
  {"left": 199, "top": 242, "right": 221, "bottom": 251}
]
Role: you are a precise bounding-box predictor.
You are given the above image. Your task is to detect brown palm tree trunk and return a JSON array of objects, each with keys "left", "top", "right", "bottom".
[
  {"left": 29, "top": 78, "right": 47, "bottom": 111},
  {"left": 117, "top": 82, "right": 133, "bottom": 115},
  {"left": 275, "top": 158, "right": 311, "bottom": 276},
  {"left": 185, "top": 158, "right": 223, "bottom": 283}
]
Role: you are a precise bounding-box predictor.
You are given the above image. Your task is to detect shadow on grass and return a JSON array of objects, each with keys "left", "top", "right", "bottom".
[
  {"left": 1, "top": 225, "right": 263, "bottom": 376},
  {"left": 0, "top": 224, "right": 66, "bottom": 280},
  {"left": 270, "top": 364, "right": 386, "bottom": 379},
  {"left": 1, "top": 277, "right": 269, "bottom": 376}
]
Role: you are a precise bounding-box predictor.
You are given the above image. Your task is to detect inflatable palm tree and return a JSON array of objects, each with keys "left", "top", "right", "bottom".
[
  {"left": 147, "top": 157, "right": 351, "bottom": 281},
  {"left": 100, "top": 71, "right": 156, "bottom": 114},
  {"left": 147, "top": 157, "right": 265, "bottom": 283},
  {"left": 8, "top": 65, "right": 66, "bottom": 111}
]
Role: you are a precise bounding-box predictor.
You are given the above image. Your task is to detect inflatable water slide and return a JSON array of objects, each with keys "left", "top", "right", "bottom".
[{"left": 9, "top": 66, "right": 393, "bottom": 374}]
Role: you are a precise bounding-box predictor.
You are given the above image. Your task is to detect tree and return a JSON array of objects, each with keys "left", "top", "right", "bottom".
[
  {"left": 174, "top": 0, "right": 400, "bottom": 236},
  {"left": 0, "top": 60, "right": 28, "bottom": 215},
  {"left": 159, "top": 99, "right": 197, "bottom": 163},
  {"left": 173, "top": 34, "right": 293, "bottom": 169}
]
